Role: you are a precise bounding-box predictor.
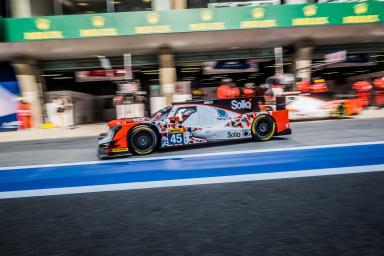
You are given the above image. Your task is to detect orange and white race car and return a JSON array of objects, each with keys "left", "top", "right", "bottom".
[{"left": 98, "top": 97, "right": 291, "bottom": 159}]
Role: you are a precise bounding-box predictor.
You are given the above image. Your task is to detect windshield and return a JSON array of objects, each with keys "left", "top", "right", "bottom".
[{"left": 151, "top": 106, "right": 172, "bottom": 121}]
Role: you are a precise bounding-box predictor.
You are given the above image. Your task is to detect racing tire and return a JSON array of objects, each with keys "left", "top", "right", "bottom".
[
  {"left": 129, "top": 126, "right": 158, "bottom": 155},
  {"left": 251, "top": 114, "right": 276, "bottom": 142},
  {"left": 334, "top": 103, "right": 346, "bottom": 118}
]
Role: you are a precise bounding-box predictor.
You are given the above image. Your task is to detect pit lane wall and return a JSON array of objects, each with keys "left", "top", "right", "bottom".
[{"left": 2, "top": 2, "right": 383, "bottom": 42}]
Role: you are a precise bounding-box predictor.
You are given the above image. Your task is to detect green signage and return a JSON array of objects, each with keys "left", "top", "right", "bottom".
[{"left": 3, "top": 2, "right": 383, "bottom": 42}]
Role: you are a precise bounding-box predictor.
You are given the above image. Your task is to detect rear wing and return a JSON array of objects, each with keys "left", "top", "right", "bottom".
[{"left": 173, "top": 96, "right": 286, "bottom": 113}]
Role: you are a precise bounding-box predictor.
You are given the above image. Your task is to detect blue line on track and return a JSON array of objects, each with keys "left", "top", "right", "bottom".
[{"left": 0, "top": 143, "right": 384, "bottom": 192}]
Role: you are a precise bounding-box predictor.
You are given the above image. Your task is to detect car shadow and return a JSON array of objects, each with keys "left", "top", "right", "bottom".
[
  {"left": 101, "top": 136, "right": 289, "bottom": 160},
  {"left": 159, "top": 137, "right": 288, "bottom": 153}
]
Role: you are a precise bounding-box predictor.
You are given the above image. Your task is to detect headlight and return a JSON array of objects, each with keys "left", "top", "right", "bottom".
[{"left": 99, "top": 126, "right": 121, "bottom": 144}]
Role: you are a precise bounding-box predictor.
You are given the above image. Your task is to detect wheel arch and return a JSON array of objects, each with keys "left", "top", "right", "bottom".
[
  {"left": 251, "top": 113, "right": 277, "bottom": 141},
  {"left": 128, "top": 123, "right": 162, "bottom": 149},
  {"left": 253, "top": 112, "right": 278, "bottom": 135}
]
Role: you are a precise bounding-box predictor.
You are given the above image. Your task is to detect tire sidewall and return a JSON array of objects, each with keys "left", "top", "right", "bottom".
[
  {"left": 251, "top": 114, "right": 276, "bottom": 142},
  {"left": 129, "top": 126, "right": 158, "bottom": 155}
]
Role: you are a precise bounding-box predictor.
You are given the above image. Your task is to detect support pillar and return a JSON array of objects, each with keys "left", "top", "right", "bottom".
[
  {"left": 292, "top": 40, "right": 314, "bottom": 91},
  {"left": 10, "top": 0, "right": 32, "bottom": 18},
  {"left": 172, "top": 0, "right": 187, "bottom": 9},
  {"left": 159, "top": 48, "right": 177, "bottom": 106},
  {"left": 153, "top": 0, "right": 171, "bottom": 11},
  {"left": 12, "top": 59, "right": 46, "bottom": 128}
]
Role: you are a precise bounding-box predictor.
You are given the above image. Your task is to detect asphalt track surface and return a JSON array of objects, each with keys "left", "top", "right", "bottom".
[
  {"left": 1, "top": 172, "right": 384, "bottom": 256},
  {"left": 1, "top": 117, "right": 384, "bottom": 256}
]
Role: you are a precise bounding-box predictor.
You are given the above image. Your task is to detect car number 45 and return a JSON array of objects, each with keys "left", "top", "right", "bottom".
[{"left": 168, "top": 133, "right": 184, "bottom": 145}]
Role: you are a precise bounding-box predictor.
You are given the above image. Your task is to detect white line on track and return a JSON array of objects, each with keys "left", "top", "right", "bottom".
[
  {"left": 1, "top": 140, "right": 384, "bottom": 171},
  {"left": 1, "top": 164, "right": 383, "bottom": 199}
]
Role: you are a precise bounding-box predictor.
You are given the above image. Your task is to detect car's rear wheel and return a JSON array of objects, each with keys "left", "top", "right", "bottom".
[
  {"left": 334, "top": 103, "right": 346, "bottom": 118},
  {"left": 129, "top": 126, "right": 158, "bottom": 155},
  {"left": 251, "top": 114, "right": 276, "bottom": 142}
]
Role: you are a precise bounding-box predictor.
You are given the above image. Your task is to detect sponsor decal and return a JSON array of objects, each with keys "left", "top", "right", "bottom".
[
  {"left": 167, "top": 127, "right": 183, "bottom": 134},
  {"left": 201, "top": 10, "right": 214, "bottom": 22},
  {"left": 189, "top": 10, "right": 225, "bottom": 31},
  {"left": 36, "top": 19, "right": 50, "bottom": 30},
  {"left": 243, "top": 131, "right": 251, "bottom": 138},
  {"left": 161, "top": 135, "right": 169, "bottom": 147},
  {"left": 147, "top": 13, "right": 160, "bottom": 24},
  {"left": 92, "top": 16, "right": 105, "bottom": 27},
  {"left": 111, "top": 147, "right": 129, "bottom": 153},
  {"left": 134, "top": 25, "right": 172, "bottom": 34},
  {"left": 0, "top": 121, "right": 19, "bottom": 130},
  {"left": 241, "top": 8, "right": 277, "bottom": 28},
  {"left": 252, "top": 8, "right": 265, "bottom": 19},
  {"left": 217, "top": 109, "right": 229, "bottom": 120},
  {"left": 227, "top": 131, "right": 241, "bottom": 139},
  {"left": 343, "top": 3, "right": 379, "bottom": 24},
  {"left": 291, "top": 5, "right": 329, "bottom": 26},
  {"left": 134, "top": 12, "right": 172, "bottom": 34},
  {"left": 80, "top": 16, "right": 118, "bottom": 37},
  {"left": 304, "top": 5, "right": 317, "bottom": 17},
  {"left": 231, "top": 99, "right": 252, "bottom": 110},
  {"left": 24, "top": 19, "right": 64, "bottom": 40},
  {"left": 0, "top": 81, "right": 19, "bottom": 131}
]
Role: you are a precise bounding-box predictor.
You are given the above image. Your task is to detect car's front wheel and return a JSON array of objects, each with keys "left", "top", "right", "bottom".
[
  {"left": 251, "top": 114, "right": 276, "bottom": 142},
  {"left": 129, "top": 126, "right": 158, "bottom": 155}
]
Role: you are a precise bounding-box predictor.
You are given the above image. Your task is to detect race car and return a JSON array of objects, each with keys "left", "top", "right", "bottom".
[
  {"left": 285, "top": 92, "right": 363, "bottom": 121},
  {"left": 98, "top": 97, "right": 291, "bottom": 159}
]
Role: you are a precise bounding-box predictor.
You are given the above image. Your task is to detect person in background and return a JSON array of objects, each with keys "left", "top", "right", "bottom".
[
  {"left": 242, "top": 83, "right": 255, "bottom": 97},
  {"left": 56, "top": 95, "right": 73, "bottom": 128},
  {"left": 311, "top": 78, "right": 328, "bottom": 93},
  {"left": 297, "top": 79, "right": 311, "bottom": 93},
  {"left": 373, "top": 77, "right": 384, "bottom": 108},
  {"left": 16, "top": 98, "right": 32, "bottom": 129},
  {"left": 353, "top": 80, "right": 372, "bottom": 107},
  {"left": 217, "top": 78, "right": 240, "bottom": 99},
  {"left": 254, "top": 84, "right": 269, "bottom": 96},
  {"left": 264, "top": 77, "right": 283, "bottom": 101}
]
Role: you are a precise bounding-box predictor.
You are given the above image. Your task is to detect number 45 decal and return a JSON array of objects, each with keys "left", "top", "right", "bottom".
[{"left": 169, "top": 133, "right": 184, "bottom": 145}]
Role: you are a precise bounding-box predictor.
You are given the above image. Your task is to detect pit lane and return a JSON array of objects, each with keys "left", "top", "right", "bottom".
[{"left": 0, "top": 117, "right": 383, "bottom": 167}]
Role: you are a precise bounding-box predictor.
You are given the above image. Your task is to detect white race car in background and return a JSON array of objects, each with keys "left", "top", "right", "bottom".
[{"left": 285, "top": 93, "right": 362, "bottom": 121}]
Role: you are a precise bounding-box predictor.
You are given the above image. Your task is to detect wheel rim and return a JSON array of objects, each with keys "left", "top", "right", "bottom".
[
  {"left": 133, "top": 131, "right": 153, "bottom": 150},
  {"left": 255, "top": 118, "right": 273, "bottom": 137}
]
